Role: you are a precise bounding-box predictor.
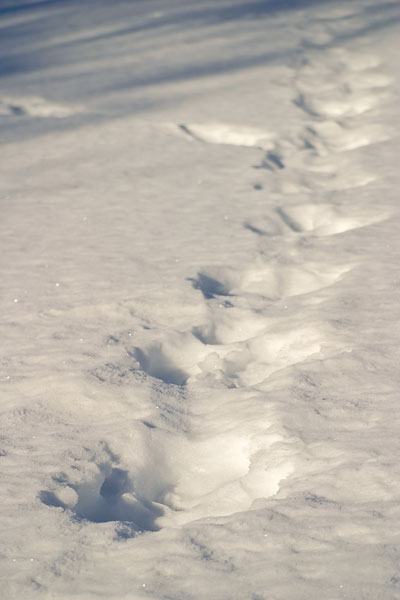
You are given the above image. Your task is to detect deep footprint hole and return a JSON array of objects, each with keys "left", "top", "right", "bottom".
[
  {"left": 188, "top": 273, "right": 233, "bottom": 299},
  {"left": 40, "top": 468, "right": 164, "bottom": 532}
]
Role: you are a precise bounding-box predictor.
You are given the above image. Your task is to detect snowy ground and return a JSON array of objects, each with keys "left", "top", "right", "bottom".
[{"left": 1, "top": 1, "right": 400, "bottom": 598}]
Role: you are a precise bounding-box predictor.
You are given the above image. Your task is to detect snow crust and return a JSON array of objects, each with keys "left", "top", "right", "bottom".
[{"left": 1, "top": 1, "right": 400, "bottom": 598}]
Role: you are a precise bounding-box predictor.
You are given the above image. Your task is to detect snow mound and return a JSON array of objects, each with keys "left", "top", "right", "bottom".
[
  {"left": 0, "top": 96, "right": 83, "bottom": 118},
  {"left": 177, "top": 122, "right": 276, "bottom": 149}
]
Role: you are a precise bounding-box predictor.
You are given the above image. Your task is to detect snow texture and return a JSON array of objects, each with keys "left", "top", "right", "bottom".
[{"left": 0, "top": 0, "right": 400, "bottom": 599}]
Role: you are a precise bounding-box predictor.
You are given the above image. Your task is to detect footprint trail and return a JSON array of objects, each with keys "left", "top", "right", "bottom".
[{"left": 41, "top": 42, "right": 394, "bottom": 532}]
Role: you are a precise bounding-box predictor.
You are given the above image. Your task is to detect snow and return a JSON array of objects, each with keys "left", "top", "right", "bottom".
[{"left": 1, "top": 0, "right": 400, "bottom": 598}]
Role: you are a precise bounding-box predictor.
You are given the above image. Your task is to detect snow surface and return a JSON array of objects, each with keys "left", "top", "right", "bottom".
[{"left": 1, "top": 0, "right": 400, "bottom": 598}]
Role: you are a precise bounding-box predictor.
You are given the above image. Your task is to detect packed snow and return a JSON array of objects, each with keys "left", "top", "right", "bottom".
[{"left": 1, "top": 1, "right": 400, "bottom": 599}]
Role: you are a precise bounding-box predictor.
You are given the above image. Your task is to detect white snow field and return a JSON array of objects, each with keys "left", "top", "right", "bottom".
[{"left": 1, "top": 0, "right": 400, "bottom": 598}]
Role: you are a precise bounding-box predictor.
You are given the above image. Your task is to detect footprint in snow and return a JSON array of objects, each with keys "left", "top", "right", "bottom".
[{"left": 40, "top": 463, "right": 164, "bottom": 533}]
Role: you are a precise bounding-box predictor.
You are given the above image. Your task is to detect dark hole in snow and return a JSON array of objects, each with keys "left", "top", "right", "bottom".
[
  {"left": 40, "top": 468, "right": 164, "bottom": 532},
  {"left": 188, "top": 273, "right": 233, "bottom": 299},
  {"left": 266, "top": 151, "right": 285, "bottom": 169},
  {"left": 244, "top": 222, "right": 267, "bottom": 236},
  {"left": 9, "top": 105, "right": 26, "bottom": 116}
]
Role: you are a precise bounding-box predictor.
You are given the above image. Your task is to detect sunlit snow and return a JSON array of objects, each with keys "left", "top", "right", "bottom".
[{"left": 1, "top": 1, "right": 400, "bottom": 599}]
